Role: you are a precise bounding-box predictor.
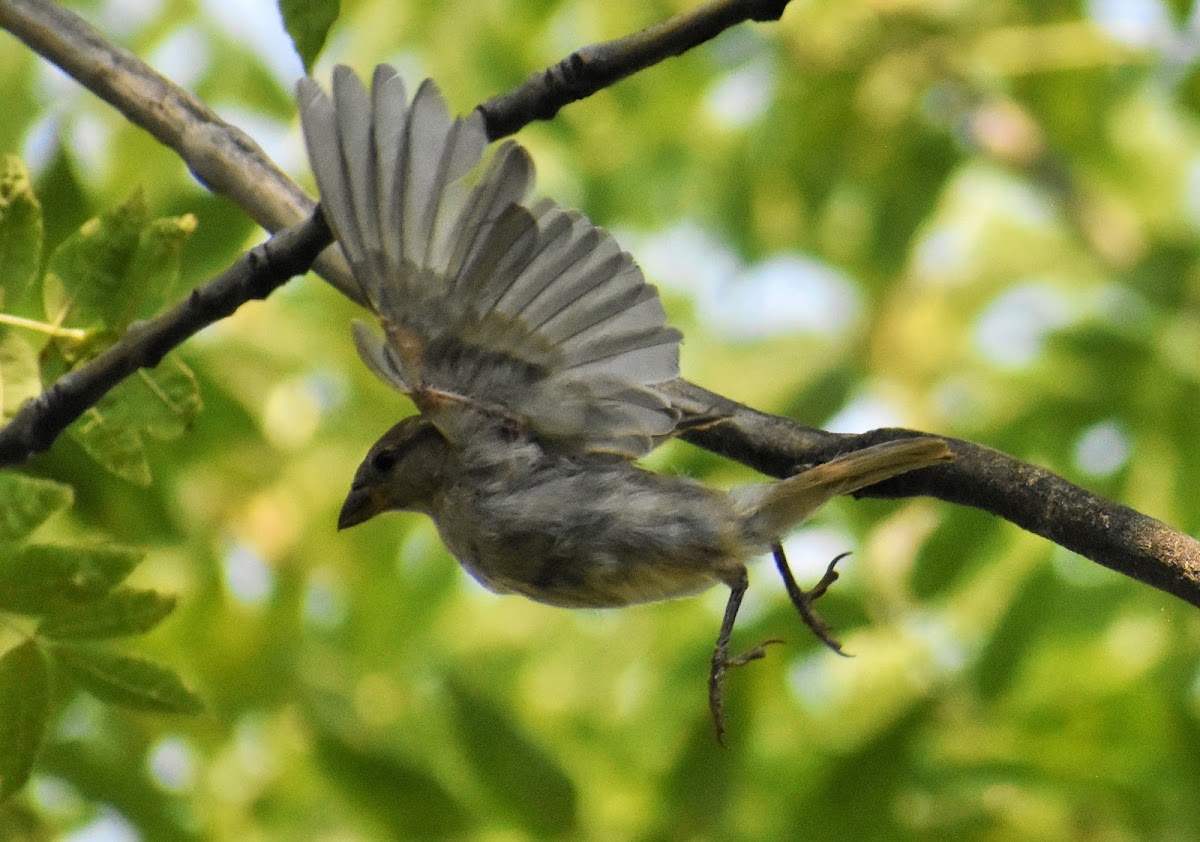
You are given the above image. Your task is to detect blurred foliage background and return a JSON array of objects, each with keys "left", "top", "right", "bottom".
[{"left": 3, "top": 0, "right": 1200, "bottom": 838}]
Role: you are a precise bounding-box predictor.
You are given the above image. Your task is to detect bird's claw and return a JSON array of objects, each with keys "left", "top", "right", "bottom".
[
  {"left": 775, "top": 547, "right": 850, "bottom": 657},
  {"left": 708, "top": 550, "right": 851, "bottom": 745},
  {"left": 709, "top": 637, "right": 785, "bottom": 746}
]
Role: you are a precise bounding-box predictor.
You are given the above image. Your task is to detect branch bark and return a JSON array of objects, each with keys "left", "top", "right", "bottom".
[{"left": 1, "top": 0, "right": 1198, "bottom": 608}]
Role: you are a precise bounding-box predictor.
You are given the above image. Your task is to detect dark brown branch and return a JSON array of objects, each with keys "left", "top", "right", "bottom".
[
  {"left": 662, "top": 380, "right": 1200, "bottom": 608},
  {"left": 477, "top": 0, "right": 793, "bottom": 139},
  {"left": 0, "top": 211, "right": 332, "bottom": 466},
  {"left": 2, "top": 0, "right": 1198, "bottom": 611}
]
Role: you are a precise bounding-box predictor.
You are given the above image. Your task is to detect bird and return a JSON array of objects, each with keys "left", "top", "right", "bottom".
[{"left": 297, "top": 65, "right": 954, "bottom": 740}]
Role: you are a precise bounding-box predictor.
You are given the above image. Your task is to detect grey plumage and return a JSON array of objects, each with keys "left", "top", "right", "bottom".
[{"left": 300, "top": 65, "right": 955, "bottom": 739}]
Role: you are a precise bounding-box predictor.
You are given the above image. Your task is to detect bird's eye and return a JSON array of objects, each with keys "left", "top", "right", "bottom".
[{"left": 371, "top": 448, "right": 399, "bottom": 473}]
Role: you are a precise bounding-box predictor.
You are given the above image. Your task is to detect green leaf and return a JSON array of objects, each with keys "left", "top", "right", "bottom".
[
  {"left": 127, "top": 213, "right": 197, "bottom": 318},
  {"left": 42, "top": 195, "right": 195, "bottom": 338},
  {"left": 91, "top": 353, "right": 202, "bottom": 438},
  {"left": 43, "top": 192, "right": 147, "bottom": 335},
  {"left": 128, "top": 358, "right": 203, "bottom": 439},
  {"left": 49, "top": 643, "right": 203, "bottom": 715},
  {"left": 69, "top": 405, "right": 152, "bottom": 486},
  {"left": 0, "top": 473, "right": 73, "bottom": 543},
  {"left": 0, "top": 330, "right": 40, "bottom": 421},
  {"left": 68, "top": 355, "right": 202, "bottom": 485},
  {"left": 0, "top": 544, "right": 142, "bottom": 614},
  {"left": 447, "top": 677, "right": 577, "bottom": 837},
  {"left": 38, "top": 589, "right": 176, "bottom": 640},
  {"left": 279, "top": 0, "right": 340, "bottom": 73},
  {"left": 0, "top": 154, "right": 43, "bottom": 317},
  {"left": 0, "top": 640, "right": 50, "bottom": 801}
]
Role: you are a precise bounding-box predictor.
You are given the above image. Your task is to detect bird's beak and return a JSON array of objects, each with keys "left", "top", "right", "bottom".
[{"left": 337, "top": 487, "right": 375, "bottom": 530}]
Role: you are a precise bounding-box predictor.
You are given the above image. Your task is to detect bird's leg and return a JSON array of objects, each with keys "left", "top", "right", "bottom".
[
  {"left": 772, "top": 545, "right": 850, "bottom": 656},
  {"left": 709, "top": 567, "right": 783, "bottom": 745}
]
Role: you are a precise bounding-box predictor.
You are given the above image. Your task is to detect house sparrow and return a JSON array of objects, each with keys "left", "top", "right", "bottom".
[{"left": 298, "top": 65, "right": 953, "bottom": 739}]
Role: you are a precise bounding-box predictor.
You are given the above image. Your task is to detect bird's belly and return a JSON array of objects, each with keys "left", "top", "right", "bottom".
[
  {"left": 430, "top": 459, "right": 749, "bottom": 609},
  {"left": 436, "top": 522, "right": 735, "bottom": 609}
]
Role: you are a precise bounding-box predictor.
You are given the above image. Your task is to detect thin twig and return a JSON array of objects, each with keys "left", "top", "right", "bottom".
[{"left": 0, "top": 313, "right": 88, "bottom": 340}]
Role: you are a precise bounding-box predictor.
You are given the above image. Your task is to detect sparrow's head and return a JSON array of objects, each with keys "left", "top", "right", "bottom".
[{"left": 338, "top": 416, "right": 452, "bottom": 529}]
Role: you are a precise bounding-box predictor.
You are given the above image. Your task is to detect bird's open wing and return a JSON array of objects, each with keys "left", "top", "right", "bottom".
[{"left": 298, "top": 65, "right": 681, "bottom": 456}]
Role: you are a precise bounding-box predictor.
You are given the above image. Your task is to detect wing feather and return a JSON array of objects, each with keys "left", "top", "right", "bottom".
[
  {"left": 550, "top": 287, "right": 666, "bottom": 349},
  {"left": 404, "top": 81, "right": 458, "bottom": 268},
  {"left": 351, "top": 319, "right": 410, "bottom": 392},
  {"left": 371, "top": 67, "right": 408, "bottom": 278},
  {"left": 331, "top": 67, "right": 379, "bottom": 277},
  {"left": 444, "top": 143, "right": 534, "bottom": 292},
  {"left": 299, "top": 65, "right": 684, "bottom": 456}
]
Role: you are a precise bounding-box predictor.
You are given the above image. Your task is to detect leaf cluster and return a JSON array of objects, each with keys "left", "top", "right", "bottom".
[
  {"left": 0, "top": 472, "right": 197, "bottom": 802},
  {"left": 1, "top": 155, "right": 202, "bottom": 485}
]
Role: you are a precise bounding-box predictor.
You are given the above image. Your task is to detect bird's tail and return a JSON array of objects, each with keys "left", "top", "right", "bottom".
[{"left": 733, "top": 438, "right": 954, "bottom": 548}]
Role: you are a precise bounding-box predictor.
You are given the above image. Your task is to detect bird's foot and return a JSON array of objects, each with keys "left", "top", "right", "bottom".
[
  {"left": 708, "top": 636, "right": 784, "bottom": 746},
  {"left": 774, "top": 547, "right": 850, "bottom": 657}
]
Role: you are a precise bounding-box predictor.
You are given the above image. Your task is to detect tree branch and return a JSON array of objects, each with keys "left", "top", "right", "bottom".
[
  {"left": 1, "top": 0, "right": 1198, "bottom": 608},
  {"left": 476, "top": 0, "right": 792, "bottom": 139},
  {"left": 662, "top": 380, "right": 1200, "bottom": 608},
  {"left": 0, "top": 210, "right": 332, "bottom": 466}
]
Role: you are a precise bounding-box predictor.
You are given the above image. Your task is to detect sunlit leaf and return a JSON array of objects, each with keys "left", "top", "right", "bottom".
[
  {"left": 126, "top": 213, "right": 197, "bottom": 319},
  {"left": 0, "top": 640, "right": 50, "bottom": 801},
  {"left": 43, "top": 192, "right": 147, "bottom": 335},
  {"left": 0, "top": 544, "right": 142, "bottom": 614},
  {"left": 67, "top": 355, "right": 202, "bottom": 485},
  {"left": 49, "top": 644, "right": 203, "bottom": 715},
  {"left": 69, "top": 406, "right": 152, "bottom": 486},
  {"left": 94, "top": 355, "right": 202, "bottom": 437},
  {"left": 0, "top": 473, "right": 73, "bottom": 543},
  {"left": 0, "top": 330, "right": 40, "bottom": 420},
  {"left": 131, "top": 357, "right": 203, "bottom": 438},
  {"left": 38, "top": 588, "right": 176, "bottom": 640},
  {"left": 0, "top": 154, "right": 42, "bottom": 317},
  {"left": 42, "top": 193, "right": 195, "bottom": 340}
]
